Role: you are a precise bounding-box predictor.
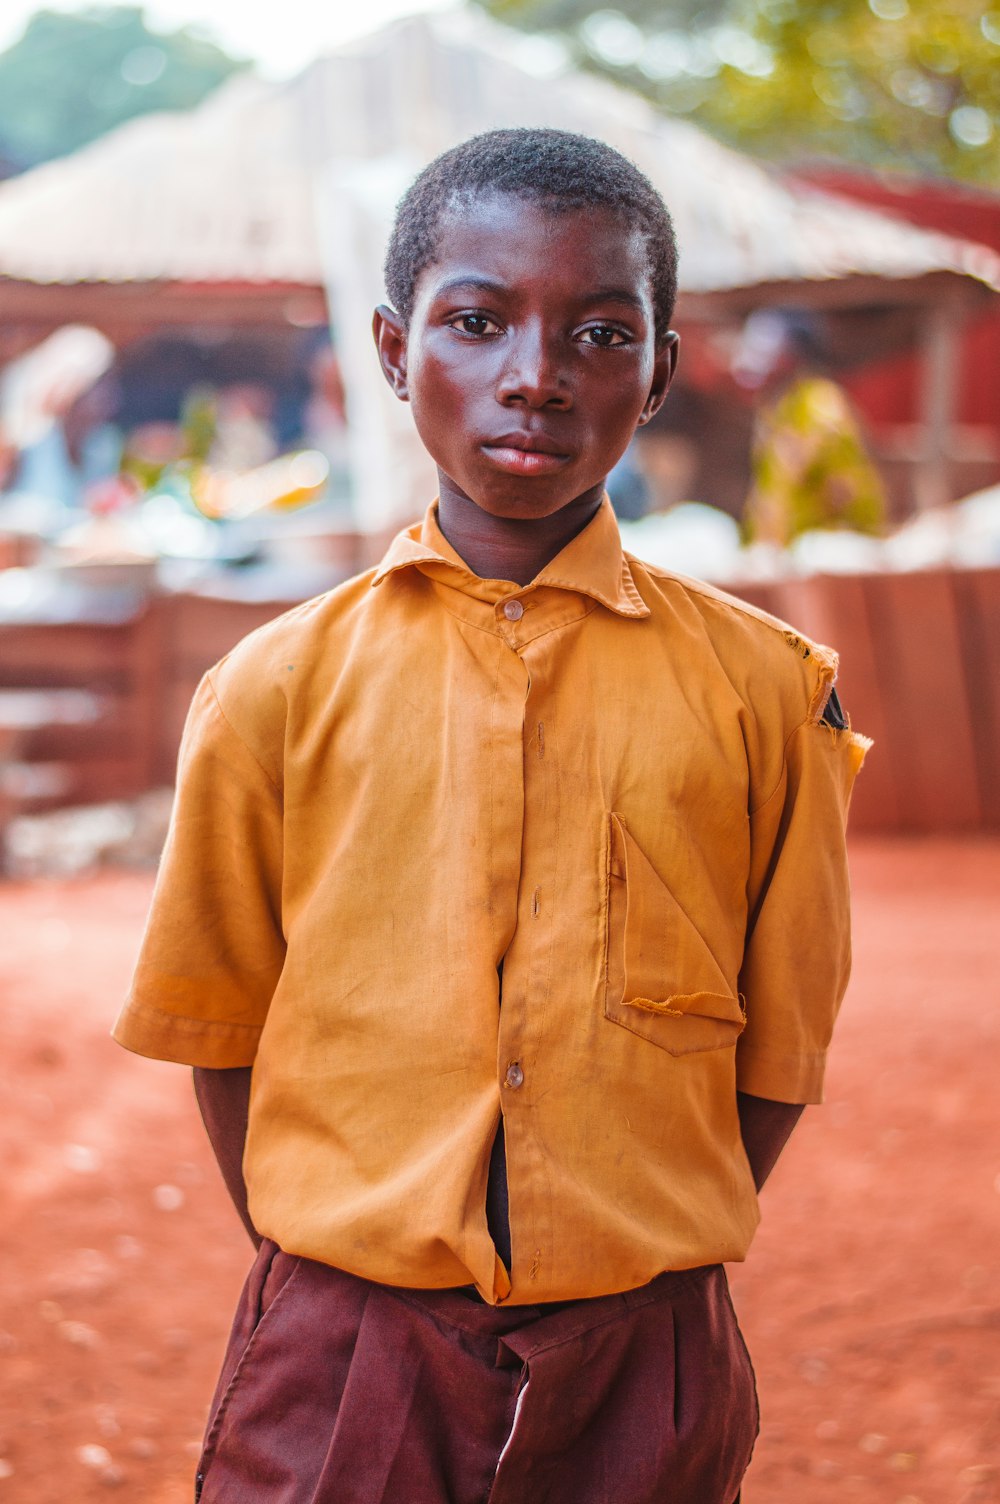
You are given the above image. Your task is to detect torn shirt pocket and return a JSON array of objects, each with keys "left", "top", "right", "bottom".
[{"left": 604, "top": 812, "right": 746, "bottom": 1056}]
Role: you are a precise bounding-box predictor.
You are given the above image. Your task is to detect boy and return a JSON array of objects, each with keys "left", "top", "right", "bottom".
[{"left": 114, "top": 129, "right": 869, "bottom": 1504}]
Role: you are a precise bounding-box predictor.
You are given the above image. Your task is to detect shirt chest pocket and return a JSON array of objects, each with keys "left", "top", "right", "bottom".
[{"left": 604, "top": 813, "right": 746, "bottom": 1055}]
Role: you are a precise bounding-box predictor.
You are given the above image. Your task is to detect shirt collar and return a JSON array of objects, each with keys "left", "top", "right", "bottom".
[{"left": 371, "top": 498, "right": 649, "bottom": 620}]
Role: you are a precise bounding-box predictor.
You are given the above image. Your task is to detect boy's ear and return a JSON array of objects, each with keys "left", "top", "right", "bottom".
[
  {"left": 637, "top": 331, "right": 679, "bottom": 427},
  {"left": 372, "top": 304, "right": 410, "bottom": 401}
]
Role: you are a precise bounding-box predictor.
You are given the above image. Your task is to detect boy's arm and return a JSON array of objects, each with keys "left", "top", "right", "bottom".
[
  {"left": 736, "top": 1091, "right": 804, "bottom": 1191},
  {"left": 193, "top": 1066, "right": 260, "bottom": 1248}
]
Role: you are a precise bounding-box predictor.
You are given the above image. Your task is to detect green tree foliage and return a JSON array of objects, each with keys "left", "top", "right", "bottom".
[
  {"left": 0, "top": 6, "right": 249, "bottom": 171},
  {"left": 480, "top": 0, "right": 1000, "bottom": 183}
]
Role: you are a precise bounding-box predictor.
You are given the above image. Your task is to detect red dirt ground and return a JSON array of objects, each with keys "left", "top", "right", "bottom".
[{"left": 0, "top": 838, "right": 998, "bottom": 1504}]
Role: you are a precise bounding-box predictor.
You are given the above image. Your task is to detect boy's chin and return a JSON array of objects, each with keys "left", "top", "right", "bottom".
[{"left": 441, "top": 474, "right": 607, "bottom": 522}]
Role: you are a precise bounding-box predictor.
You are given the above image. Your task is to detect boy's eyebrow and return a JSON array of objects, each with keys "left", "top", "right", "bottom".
[
  {"left": 585, "top": 287, "right": 647, "bottom": 313},
  {"left": 432, "top": 275, "right": 510, "bottom": 300},
  {"left": 431, "top": 276, "right": 648, "bottom": 314}
]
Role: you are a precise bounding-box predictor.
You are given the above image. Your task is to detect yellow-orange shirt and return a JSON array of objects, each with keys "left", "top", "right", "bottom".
[{"left": 113, "top": 499, "right": 869, "bottom": 1304}]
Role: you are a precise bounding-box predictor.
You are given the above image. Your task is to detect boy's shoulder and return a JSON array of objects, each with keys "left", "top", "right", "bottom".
[
  {"left": 197, "top": 567, "right": 381, "bottom": 771},
  {"left": 625, "top": 551, "right": 839, "bottom": 726}
]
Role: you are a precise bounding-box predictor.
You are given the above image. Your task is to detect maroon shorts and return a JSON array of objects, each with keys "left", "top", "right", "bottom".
[{"left": 196, "top": 1241, "right": 758, "bottom": 1504}]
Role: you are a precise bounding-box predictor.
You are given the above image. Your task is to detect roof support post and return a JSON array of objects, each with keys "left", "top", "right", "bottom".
[
  {"left": 314, "top": 162, "right": 437, "bottom": 537},
  {"left": 915, "top": 295, "right": 961, "bottom": 512}
]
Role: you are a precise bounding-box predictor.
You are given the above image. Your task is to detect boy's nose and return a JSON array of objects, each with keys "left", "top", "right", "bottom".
[{"left": 496, "top": 331, "right": 571, "bottom": 409}]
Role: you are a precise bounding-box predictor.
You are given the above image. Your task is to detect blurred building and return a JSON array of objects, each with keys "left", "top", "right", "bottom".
[
  {"left": 0, "top": 12, "right": 996, "bottom": 534},
  {"left": 792, "top": 168, "right": 1000, "bottom": 519},
  {"left": 0, "top": 18, "right": 999, "bottom": 845}
]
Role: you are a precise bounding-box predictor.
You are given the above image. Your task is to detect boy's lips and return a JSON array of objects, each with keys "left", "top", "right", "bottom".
[{"left": 481, "top": 432, "right": 570, "bottom": 476}]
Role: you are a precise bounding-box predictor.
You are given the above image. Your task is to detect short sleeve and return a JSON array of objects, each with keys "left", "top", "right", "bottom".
[
  {"left": 735, "top": 717, "right": 871, "bottom": 1105},
  {"left": 112, "top": 672, "right": 286, "bottom": 1067}
]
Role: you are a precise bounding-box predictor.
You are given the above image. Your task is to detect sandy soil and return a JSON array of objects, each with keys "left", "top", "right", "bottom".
[{"left": 0, "top": 838, "right": 997, "bottom": 1504}]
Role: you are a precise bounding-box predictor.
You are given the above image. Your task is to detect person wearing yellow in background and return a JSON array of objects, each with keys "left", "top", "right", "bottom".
[{"left": 740, "top": 310, "right": 886, "bottom": 546}]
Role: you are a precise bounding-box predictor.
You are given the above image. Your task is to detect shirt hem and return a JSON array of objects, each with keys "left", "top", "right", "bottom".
[
  {"left": 112, "top": 997, "right": 262, "bottom": 1068},
  {"left": 735, "top": 1047, "right": 826, "bottom": 1104}
]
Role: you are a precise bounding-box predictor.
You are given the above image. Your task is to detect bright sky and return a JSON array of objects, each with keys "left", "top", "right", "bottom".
[{"left": 0, "top": 0, "right": 458, "bottom": 77}]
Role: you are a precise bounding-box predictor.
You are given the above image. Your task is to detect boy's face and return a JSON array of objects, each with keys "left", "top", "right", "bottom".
[{"left": 374, "top": 193, "right": 677, "bottom": 522}]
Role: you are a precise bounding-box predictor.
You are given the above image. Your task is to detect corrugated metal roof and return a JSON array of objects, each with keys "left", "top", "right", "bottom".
[{"left": 0, "top": 9, "right": 996, "bottom": 301}]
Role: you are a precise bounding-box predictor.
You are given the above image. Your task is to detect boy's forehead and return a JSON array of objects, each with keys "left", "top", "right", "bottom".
[{"left": 414, "top": 192, "right": 652, "bottom": 307}]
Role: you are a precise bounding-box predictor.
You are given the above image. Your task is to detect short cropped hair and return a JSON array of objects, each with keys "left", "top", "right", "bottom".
[{"left": 384, "top": 128, "right": 679, "bottom": 345}]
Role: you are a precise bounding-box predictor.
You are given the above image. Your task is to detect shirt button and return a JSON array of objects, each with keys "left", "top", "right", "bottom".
[
  {"left": 503, "top": 599, "right": 524, "bottom": 621},
  {"left": 504, "top": 1062, "right": 524, "bottom": 1089}
]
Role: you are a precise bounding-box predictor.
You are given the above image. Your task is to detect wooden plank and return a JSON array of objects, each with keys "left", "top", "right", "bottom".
[
  {"left": 0, "top": 604, "right": 163, "bottom": 803},
  {"left": 61, "top": 757, "right": 150, "bottom": 805},
  {"left": 16, "top": 709, "right": 130, "bottom": 763},
  {"left": 0, "top": 688, "right": 105, "bottom": 729},
  {"left": 951, "top": 568, "right": 1000, "bottom": 831},
  {"left": 0, "top": 761, "right": 78, "bottom": 809},
  {"left": 860, "top": 570, "right": 982, "bottom": 831},
  {"left": 0, "top": 621, "right": 139, "bottom": 687},
  {"left": 165, "top": 593, "right": 293, "bottom": 676}
]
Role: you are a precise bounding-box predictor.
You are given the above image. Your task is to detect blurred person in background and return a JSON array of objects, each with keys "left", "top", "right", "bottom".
[
  {"left": 0, "top": 325, "right": 115, "bottom": 514},
  {"left": 738, "top": 310, "right": 886, "bottom": 545}
]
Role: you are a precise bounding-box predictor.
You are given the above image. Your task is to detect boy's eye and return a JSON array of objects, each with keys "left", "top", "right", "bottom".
[
  {"left": 579, "top": 325, "right": 629, "bottom": 348},
  {"left": 449, "top": 313, "right": 502, "bottom": 337}
]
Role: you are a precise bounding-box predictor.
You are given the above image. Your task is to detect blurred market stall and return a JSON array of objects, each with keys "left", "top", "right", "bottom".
[
  {"left": 0, "top": 9, "right": 998, "bottom": 851},
  {"left": 0, "top": 10, "right": 998, "bottom": 532}
]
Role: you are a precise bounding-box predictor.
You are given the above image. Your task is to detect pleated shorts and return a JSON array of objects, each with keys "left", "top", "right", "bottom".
[{"left": 196, "top": 1240, "right": 758, "bottom": 1504}]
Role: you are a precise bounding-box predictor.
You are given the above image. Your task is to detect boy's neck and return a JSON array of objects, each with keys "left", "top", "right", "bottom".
[{"left": 436, "top": 482, "right": 606, "bottom": 587}]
